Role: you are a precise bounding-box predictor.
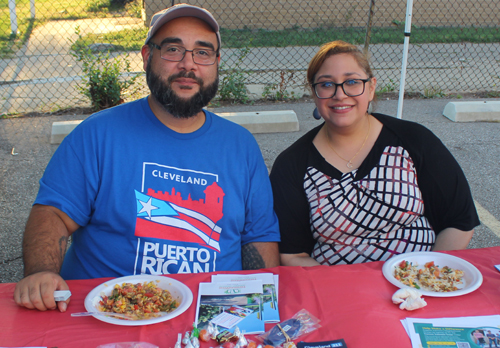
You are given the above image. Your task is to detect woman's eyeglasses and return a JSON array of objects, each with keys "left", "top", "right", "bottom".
[{"left": 312, "top": 79, "right": 370, "bottom": 99}]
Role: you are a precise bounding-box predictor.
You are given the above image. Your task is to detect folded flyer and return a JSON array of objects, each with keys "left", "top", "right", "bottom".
[
  {"left": 402, "top": 315, "right": 500, "bottom": 348},
  {"left": 211, "top": 273, "right": 280, "bottom": 322},
  {"left": 196, "top": 281, "right": 265, "bottom": 334}
]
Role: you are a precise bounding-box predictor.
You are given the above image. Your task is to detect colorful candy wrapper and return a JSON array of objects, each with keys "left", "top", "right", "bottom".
[
  {"left": 191, "top": 322, "right": 200, "bottom": 338},
  {"left": 257, "top": 309, "right": 320, "bottom": 346},
  {"left": 191, "top": 337, "right": 200, "bottom": 348},
  {"left": 208, "top": 322, "right": 220, "bottom": 340},
  {"left": 183, "top": 332, "right": 191, "bottom": 345},
  {"left": 185, "top": 337, "right": 195, "bottom": 348},
  {"left": 234, "top": 328, "right": 248, "bottom": 348},
  {"left": 216, "top": 330, "right": 239, "bottom": 344}
]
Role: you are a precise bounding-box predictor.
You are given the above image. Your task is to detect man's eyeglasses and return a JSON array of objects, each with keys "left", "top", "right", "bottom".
[
  {"left": 312, "top": 79, "right": 371, "bottom": 99},
  {"left": 150, "top": 43, "right": 219, "bottom": 66}
]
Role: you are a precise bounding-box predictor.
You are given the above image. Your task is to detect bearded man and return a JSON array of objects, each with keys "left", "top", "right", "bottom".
[{"left": 14, "top": 4, "right": 280, "bottom": 313}]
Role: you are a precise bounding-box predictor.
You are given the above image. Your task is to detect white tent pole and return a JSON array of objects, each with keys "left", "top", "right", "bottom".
[
  {"left": 396, "top": 0, "right": 414, "bottom": 119},
  {"left": 8, "top": 0, "right": 18, "bottom": 35}
]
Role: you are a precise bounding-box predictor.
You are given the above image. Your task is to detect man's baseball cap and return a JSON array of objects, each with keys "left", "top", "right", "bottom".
[{"left": 145, "top": 3, "right": 221, "bottom": 49}]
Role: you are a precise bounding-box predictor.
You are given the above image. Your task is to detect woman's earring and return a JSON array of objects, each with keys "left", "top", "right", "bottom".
[
  {"left": 313, "top": 107, "right": 321, "bottom": 120},
  {"left": 367, "top": 101, "right": 373, "bottom": 114}
]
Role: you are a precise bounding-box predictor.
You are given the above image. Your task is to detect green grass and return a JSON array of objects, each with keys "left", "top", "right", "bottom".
[
  {"left": 71, "top": 27, "right": 147, "bottom": 52},
  {"left": 0, "top": 0, "right": 140, "bottom": 57},
  {"left": 221, "top": 26, "right": 500, "bottom": 48},
  {"left": 73, "top": 25, "right": 500, "bottom": 53},
  {"left": 68, "top": 25, "right": 500, "bottom": 55}
]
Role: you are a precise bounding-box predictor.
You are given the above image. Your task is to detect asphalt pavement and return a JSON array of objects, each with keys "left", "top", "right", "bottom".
[{"left": 1, "top": 97, "right": 500, "bottom": 284}]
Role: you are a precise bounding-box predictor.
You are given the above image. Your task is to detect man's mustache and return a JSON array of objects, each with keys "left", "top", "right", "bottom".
[{"left": 168, "top": 71, "right": 204, "bottom": 85}]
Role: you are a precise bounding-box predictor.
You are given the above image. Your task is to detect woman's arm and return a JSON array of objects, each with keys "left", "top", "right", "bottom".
[
  {"left": 280, "top": 252, "right": 324, "bottom": 267},
  {"left": 432, "top": 227, "right": 474, "bottom": 251}
]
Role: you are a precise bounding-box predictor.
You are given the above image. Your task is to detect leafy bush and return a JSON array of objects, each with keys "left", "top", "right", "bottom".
[
  {"left": 86, "top": 0, "right": 136, "bottom": 12},
  {"left": 262, "top": 71, "right": 298, "bottom": 101},
  {"left": 70, "top": 27, "right": 139, "bottom": 111},
  {"left": 110, "top": 0, "right": 135, "bottom": 6},
  {"left": 218, "top": 47, "right": 251, "bottom": 104},
  {"left": 87, "top": 0, "right": 112, "bottom": 12}
]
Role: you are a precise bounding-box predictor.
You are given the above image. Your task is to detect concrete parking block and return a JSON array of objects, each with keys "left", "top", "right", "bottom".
[
  {"left": 50, "top": 120, "right": 84, "bottom": 144},
  {"left": 443, "top": 101, "right": 500, "bottom": 122},
  {"left": 218, "top": 110, "right": 299, "bottom": 134},
  {"left": 50, "top": 110, "right": 299, "bottom": 144}
]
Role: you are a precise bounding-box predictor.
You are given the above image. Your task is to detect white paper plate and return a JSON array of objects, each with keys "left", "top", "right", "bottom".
[
  {"left": 84, "top": 275, "right": 193, "bottom": 326},
  {"left": 382, "top": 252, "right": 483, "bottom": 297}
]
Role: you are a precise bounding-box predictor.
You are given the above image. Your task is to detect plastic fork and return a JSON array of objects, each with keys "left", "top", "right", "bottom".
[{"left": 71, "top": 311, "right": 136, "bottom": 320}]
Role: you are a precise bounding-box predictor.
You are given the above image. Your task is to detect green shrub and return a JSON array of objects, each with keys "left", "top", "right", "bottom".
[
  {"left": 262, "top": 71, "right": 298, "bottom": 101},
  {"left": 87, "top": 0, "right": 112, "bottom": 12},
  {"left": 218, "top": 47, "right": 251, "bottom": 104},
  {"left": 70, "top": 27, "right": 139, "bottom": 111}
]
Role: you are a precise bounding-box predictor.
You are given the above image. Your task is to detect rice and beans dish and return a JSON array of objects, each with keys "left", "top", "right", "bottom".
[
  {"left": 98, "top": 280, "right": 179, "bottom": 320},
  {"left": 394, "top": 260, "right": 465, "bottom": 292}
]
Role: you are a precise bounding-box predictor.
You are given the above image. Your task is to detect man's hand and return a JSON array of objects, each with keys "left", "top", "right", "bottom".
[{"left": 14, "top": 271, "right": 70, "bottom": 312}]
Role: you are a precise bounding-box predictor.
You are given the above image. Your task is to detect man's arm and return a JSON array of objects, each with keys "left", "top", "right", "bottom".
[
  {"left": 432, "top": 227, "right": 474, "bottom": 251},
  {"left": 14, "top": 204, "right": 79, "bottom": 312},
  {"left": 241, "top": 242, "right": 280, "bottom": 270}
]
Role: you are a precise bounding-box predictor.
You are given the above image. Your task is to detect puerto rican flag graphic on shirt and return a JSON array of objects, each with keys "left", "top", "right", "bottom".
[
  {"left": 133, "top": 162, "right": 225, "bottom": 275},
  {"left": 135, "top": 189, "right": 222, "bottom": 252}
]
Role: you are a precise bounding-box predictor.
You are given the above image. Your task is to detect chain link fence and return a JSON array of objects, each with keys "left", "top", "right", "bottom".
[
  {"left": 0, "top": 0, "right": 499, "bottom": 283},
  {"left": 1, "top": 0, "right": 499, "bottom": 115}
]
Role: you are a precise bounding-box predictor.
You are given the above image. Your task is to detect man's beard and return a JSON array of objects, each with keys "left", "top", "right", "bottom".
[{"left": 146, "top": 63, "right": 219, "bottom": 119}]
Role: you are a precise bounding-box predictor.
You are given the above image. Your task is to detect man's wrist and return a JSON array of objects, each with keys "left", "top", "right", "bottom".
[{"left": 24, "top": 269, "right": 60, "bottom": 277}]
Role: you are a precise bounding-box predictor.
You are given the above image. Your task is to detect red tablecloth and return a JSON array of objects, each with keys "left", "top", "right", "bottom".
[{"left": 2, "top": 247, "right": 500, "bottom": 347}]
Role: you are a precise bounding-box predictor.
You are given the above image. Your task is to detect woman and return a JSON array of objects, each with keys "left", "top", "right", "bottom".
[
  {"left": 270, "top": 40, "right": 479, "bottom": 267},
  {"left": 473, "top": 330, "right": 486, "bottom": 347}
]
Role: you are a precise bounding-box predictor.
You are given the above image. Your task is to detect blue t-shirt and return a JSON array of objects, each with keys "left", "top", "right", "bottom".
[{"left": 36, "top": 97, "right": 280, "bottom": 279}]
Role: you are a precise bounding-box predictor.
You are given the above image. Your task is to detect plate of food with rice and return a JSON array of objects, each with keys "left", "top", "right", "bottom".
[
  {"left": 382, "top": 251, "right": 483, "bottom": 297},
  {"left": 83, "top": 275, "right": 193, "bottom": 326}
]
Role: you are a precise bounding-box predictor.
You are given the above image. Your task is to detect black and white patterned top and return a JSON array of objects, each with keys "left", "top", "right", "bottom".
[{"left": 270, "top": 113, "right": 479, "bottom": 265}]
